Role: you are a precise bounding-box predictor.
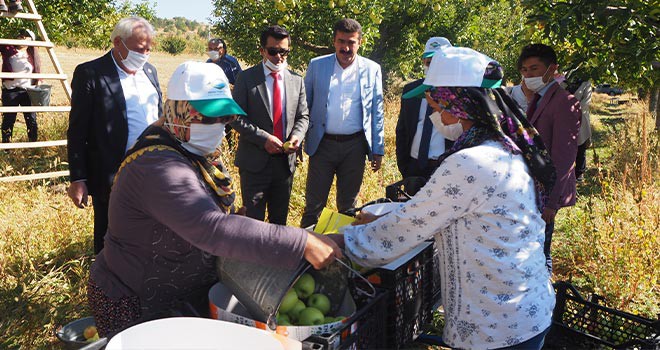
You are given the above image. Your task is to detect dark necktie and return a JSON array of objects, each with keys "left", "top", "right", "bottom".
[
  {"left": 270, "top": 71, "right": 283, "bottom": 141},
  {"left": 417, "top": 103, "right": 434, "bottom": 169},
  {"left": 526, "top": 93, "right": 541, "bottom": 119}
]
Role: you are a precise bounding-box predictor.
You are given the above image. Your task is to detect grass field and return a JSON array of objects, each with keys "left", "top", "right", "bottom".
[{"left": 0, "top": 47, "right": 658, "bottom": 349}]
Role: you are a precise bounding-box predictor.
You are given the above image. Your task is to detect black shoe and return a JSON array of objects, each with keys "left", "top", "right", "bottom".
[{"left": 8, "top": 0, "right": 22, "bottom": 12}]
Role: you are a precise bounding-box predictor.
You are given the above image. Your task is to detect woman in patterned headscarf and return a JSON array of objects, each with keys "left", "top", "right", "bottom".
[
  {"left": 87, "top": 62, "right": 342, "bottom": 339},
  {"left": 341, "top": 47, "right": 556, "bottom": 350}
]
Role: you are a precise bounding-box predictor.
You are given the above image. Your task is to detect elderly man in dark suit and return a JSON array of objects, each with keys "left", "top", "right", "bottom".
[
  {"left": 67, "top": 16, "right": 162, "bottom": 254},
  {"left": 230, "top": 25, "right": 309, "bottom": 225},
  {"left": 396, "top": 37, "right": 452, "bottom": 179}
]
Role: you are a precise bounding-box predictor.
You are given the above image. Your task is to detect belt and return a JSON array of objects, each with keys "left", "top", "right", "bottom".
[
  {"left": 322, "top": 131, "right": 363, "bottom": 142},
  {"left": 413, "top": 157, "right": 441, "bottom": 168}
]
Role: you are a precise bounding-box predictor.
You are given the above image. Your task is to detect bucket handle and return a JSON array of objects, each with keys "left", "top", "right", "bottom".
[{"left": 334, "top": 257, "right": 376, "bottom": 298}]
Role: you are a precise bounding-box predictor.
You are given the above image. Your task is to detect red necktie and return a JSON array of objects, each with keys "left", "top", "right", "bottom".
[{"left": 270, "top": 71, "right": 283, "bottom": 141}]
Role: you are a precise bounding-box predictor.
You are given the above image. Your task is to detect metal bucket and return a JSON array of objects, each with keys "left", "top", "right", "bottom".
[
  {"left": 216, "top": 257, "right": 351, "bottom": 330},
  {"left": 25, "top": 84, "right": 51, "bottom": 106}
]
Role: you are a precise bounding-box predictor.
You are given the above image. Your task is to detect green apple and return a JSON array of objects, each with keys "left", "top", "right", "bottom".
[
  {"left": 324, "top": 316, "right": 335, "bottom": 323},
  {"left": 307, "top": 293, "right": 331, "bottom": 315},
  {"left": 277, "top": 313, "right": 291, "bottom": 325},
  {"left": 334, "top": 316, "right": 345, "bottom": 322},
  {"left": 293, "top": 273, "right": 315, "bottom": 299},
  {"left": 288, "top": 300, "right": 306, "bottom": 322},
  {"left": 297, "top": 307, "right": 325, "bottom": 326},
  {"left": 279, "top": 289, "right": 299, "bottom": 313}
]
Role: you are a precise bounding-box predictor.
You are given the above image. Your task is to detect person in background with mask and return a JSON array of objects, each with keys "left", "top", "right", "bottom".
[
  {"left": 395, "top": 36, "right": 452, "bottom": 179},
  {"left": 518, "top": 43, "right": 581, "bottom": 274},
  {"left": 230, "top": 25, "right": 309, "bottom": 225},
  {"left": 87, "top": 61, "right": 341, "bottom": 339},
  {"left": 1, "top": 29, "right": 40, "bottom": 142},
  {"left": 339, "top": 46, "right": 556, "bottom": 350},
  {"left": 206, "top": 38, "right": 242, "bottom": 86},
  {"left": 67, "top": 16, "right": 162, "bottom": 254}
]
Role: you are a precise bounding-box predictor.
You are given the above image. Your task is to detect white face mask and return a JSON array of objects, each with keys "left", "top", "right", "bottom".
[
  {"left": 429, "top": 110, "right": 464, "bottom": 141},
  {"left": 167, "top": 122, "right": 226, "bottom": 156},
  {"left": 119, "top": 39, "right": 150, "bottom": 72},
  {"left": 264, "top": 59, "right": 287, "bottom": 72},
  {"left": 523, "top": 65, "right": 552, "bottom": 92},
  {"left": 207, "top": 50, "right": 220, "bottom": 61}
]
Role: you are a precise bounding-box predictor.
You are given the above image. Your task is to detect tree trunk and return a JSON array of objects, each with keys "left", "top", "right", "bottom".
[{"left": 651, "top": 86, "right": 659, "bottom": 130}]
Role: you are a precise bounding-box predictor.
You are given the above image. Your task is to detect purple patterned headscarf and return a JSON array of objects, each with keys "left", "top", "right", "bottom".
[{"left": 430, "top": 84, "right": 556, "bottom": 211}]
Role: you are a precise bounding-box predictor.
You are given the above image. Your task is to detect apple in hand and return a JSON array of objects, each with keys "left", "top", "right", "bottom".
[
  {"left": 293, "top": 273, "right": 315, "bottom": 299},
  {"left": 307, "top": 293, "right": 331, "bottom": 315},
  {"left": 297, "top": 307, "right": 325, "bottom": 326},
  {"left": 279, "top": 289, "right": 299, "bottom": 313}
]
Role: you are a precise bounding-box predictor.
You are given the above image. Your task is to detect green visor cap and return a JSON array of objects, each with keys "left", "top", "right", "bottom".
[
  {"left": 189, "top": 98, "right": 246, "bottom": 117},
  {"left": 402, "top": 79, "right": 502, "bottom": 99}
]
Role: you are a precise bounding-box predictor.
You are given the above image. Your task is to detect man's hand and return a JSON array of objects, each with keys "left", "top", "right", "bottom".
[
  {"left": 264, "top": 135, "right": 284, "bottom": 154},
  {"left": 352, "top": 211, "right": 379, "bottom": 225},
  {"left": 303, "top": 232, "right": 343, "bottom": 270},
  {"left": 68, "top": 181, "right": 89, "bottom": 209},
  {"left": 283, "top": 135, "right": 300, "bottom": 154},
  {"left": 370, "top": 155, "right": 382, "bottom": 171},
  {"left": 542, "top": 207, "right": 557, "bottom": 224}
]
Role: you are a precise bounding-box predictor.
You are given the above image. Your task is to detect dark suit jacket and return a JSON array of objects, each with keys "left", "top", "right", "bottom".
[
  {"left": 395, "top": 79, "right": 424, "bottom": 177},
  {"left": 528, "top": 82, "right": 581, "bottom": 210},
  {"left": 67, "top": 51, "right": 162, "bottom": 196},
  {"left": 395, "top": 79, "right": 453, "bottom": 178},
  {"left": 231, "top": 64, "right": 309, "bottom": 173}
]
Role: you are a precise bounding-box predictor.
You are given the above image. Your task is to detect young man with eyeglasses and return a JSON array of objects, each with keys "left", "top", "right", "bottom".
[
  {"left": 230, "top": 25, "right": 309, "bottom": 225},
  {"left": 300, "top": 18, "right": 384, "bottom": 228}
]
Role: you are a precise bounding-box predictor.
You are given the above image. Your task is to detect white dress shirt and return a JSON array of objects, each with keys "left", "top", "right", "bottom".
[
  {"left": 111, "top": 53, "right": 159, "bottom": 152},
  {"left": 325, "top": 58, "right": 363, "bottom": 135},
  {"left": 409, "top": 99, "right": 445, "bottom": 160},
  {"left": 262, "top": 63, "right": 287, "bottom": 133}
]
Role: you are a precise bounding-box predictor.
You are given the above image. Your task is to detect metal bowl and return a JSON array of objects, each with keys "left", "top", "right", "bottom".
[{"left": 55, "top": 316, "right": 96, "bottom": 350}]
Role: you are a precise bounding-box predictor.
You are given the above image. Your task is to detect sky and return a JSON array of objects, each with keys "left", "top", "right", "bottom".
[{"left": 148, "top": 0, "right": 214, "bottom": 23}]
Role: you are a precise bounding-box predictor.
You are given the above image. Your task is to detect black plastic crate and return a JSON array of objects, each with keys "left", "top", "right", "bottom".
[
  {"left": 360, "top": 242, "right": 435, "bottom": 349},
  {"left": 302, "top": 289, "right": 388, "bottom": 350},
  {"left": 549, "top": 282, "right": 660, "bottom": 349}
]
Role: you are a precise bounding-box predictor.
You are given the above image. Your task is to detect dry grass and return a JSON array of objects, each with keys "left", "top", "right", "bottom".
[{"left": 1, "top": 48, "right": 658, "bottom": 349}]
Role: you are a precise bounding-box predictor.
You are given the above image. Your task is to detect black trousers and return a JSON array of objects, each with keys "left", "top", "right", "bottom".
[
  {"left": 239, "top": 155, "right": 293, "bottom": 225},
  {"left": 92, "top": 191, "right": 110, "bottom": 254},
  {"left": 575, "top": 140, "right": 589, "bottom": 179},
  {"left": 1, "top": 87, "right": 37, "bottom": 142}
]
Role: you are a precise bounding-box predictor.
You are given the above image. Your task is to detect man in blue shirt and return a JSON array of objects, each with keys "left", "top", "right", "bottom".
[{"left": 206, "top": 38, "right": 242, "bottom": 85}]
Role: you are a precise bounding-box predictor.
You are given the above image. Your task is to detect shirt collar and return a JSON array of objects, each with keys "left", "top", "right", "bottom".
[{"left": 538, "top": 80, "right": 556, "bottom": 97}]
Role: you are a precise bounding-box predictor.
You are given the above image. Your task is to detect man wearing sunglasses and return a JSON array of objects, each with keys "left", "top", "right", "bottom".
[
  {"left": 300, "top": 18, "right": 384, "bottom": 229},
  {"left": 230, "top": 25, "right": 309, "bottom": 225}
]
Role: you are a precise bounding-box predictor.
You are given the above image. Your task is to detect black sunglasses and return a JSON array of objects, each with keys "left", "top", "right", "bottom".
[{"left": 264, "top": 47, "right": 290, "bottom": 57}]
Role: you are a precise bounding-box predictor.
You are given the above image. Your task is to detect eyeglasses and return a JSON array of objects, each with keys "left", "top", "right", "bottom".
[{"left": 264, "top": 47, "right": 290, "bottom": 57}]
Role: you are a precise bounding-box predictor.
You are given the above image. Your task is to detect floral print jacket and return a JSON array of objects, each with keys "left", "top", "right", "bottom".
[{"left": 342, "top": 141, "right": 555, "bottom": 349}]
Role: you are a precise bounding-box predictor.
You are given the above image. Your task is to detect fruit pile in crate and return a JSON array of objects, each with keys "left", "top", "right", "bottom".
[{"left": 277, "top": 273, "right": 348, "bottom": 326}]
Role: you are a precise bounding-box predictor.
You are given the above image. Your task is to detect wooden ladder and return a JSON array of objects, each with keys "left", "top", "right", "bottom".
[{"left": 0, "top": 0, "right": 71, "bottom": 182}]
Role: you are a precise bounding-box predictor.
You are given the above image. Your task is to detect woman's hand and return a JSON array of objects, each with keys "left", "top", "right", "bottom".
[
  {"left": 303, "top": 232, "right": 343, "bottom": 269},
  {"left": 352, "top": 211, "right": 379, "bottom": 225},
  {"left": 425, "top": 91, "right": 443, "bottom": 113}
]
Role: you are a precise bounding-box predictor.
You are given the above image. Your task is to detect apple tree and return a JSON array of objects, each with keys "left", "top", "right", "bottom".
[
  {"left": 522, "top": 0, "right": 660, "bottom": 120},
  {"left": 210, "top": 0, "right": 531, "bottom": 87}
]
